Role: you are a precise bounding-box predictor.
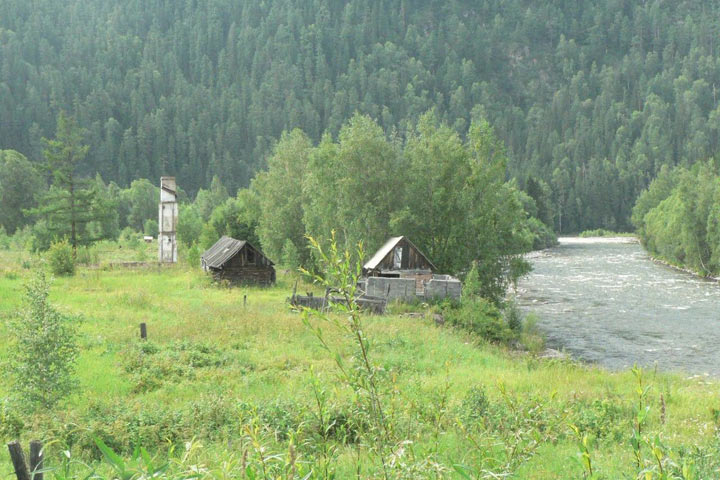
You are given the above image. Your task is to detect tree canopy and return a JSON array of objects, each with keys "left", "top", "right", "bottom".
[{"left": 3, "top": 1, "right": 720, "bottom": 231}]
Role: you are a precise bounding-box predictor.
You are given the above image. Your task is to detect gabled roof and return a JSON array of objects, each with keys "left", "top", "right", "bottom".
[
  {"left": 202, "top": 236, "right": 247, "bottom": 269},
  {"left": 363, "top": 236, "right": 436, "bottom": 271},
  {"left": 201, "top": 236, "right": 274, "bottom": 269}
]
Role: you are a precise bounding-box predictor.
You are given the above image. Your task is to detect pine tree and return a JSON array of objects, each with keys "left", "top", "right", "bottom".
[{"left": 31, "top": 112, "right": 111, "bottom": 251}]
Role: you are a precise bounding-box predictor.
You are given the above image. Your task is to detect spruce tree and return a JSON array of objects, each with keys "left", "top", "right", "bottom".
[{"left": 31, "top": 112, "right": 110, "bottom": 251}]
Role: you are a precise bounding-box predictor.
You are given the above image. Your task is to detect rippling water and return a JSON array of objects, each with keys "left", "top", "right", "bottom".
[{"left": 516, "top": 237, "right": 720, "bottom": 375}]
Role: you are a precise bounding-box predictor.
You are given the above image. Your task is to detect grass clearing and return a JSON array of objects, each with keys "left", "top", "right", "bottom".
[{"left": 0, "top": 247, "right": 719, "bottom": 478}]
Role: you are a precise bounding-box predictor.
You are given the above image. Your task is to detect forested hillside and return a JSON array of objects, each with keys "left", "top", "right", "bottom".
[{"left": 3, "top": 0, "right": 720, "bottom": 230}]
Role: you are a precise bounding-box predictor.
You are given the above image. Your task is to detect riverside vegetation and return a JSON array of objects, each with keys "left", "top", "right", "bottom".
[{"left": 1, "top": 243, "right": 720, "bottom": 479}]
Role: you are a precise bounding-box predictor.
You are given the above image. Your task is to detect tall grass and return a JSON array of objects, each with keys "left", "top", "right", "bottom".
[{"left": 0, "top": 245, "right": 719, "bottom": 478}]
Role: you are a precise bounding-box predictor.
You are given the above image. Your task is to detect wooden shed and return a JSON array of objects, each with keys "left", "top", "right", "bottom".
[
  {"left": 201, "top": 236, "right": 275, "bottom": 285},
  {"left": 363, "top": 236, "right": 436, "bottom": 290}
]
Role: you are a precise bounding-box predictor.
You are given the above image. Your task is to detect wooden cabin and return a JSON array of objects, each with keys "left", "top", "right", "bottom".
[
  {"left": 201, "top": 236, "right": 275, "bottom": 285},
  {"left": 363, "top": 236, "right": 436, "bottom": 294}
]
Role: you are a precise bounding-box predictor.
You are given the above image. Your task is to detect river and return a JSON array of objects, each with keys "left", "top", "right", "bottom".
[{"left": 516, "top": 237, "right": 720, "bottom": 375}]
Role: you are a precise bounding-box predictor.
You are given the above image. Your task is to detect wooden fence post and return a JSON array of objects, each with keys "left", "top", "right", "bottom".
[
  {"left": 7, "top": 441, "right": 30, "bottom": 480},
  {"left": 29, "top": 441, "right": 43, "bottom": 480},
  {"left": 243, "top": 295, "right": 247, "bottom": 307},
  {"left": 140, "top": 322, "right": 147, "bottom": 340}
]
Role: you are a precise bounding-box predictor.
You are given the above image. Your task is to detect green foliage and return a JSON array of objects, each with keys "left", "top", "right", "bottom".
[
  {"left": 118, "top": 227, "right": 141, "bottom": 249},
  {"left": 463, "top": 261, "right": 482, "bottom": 299},
  {"left": 30, "top": 113, "right": 114, "bottom": 249},
  {"left": 0, "top": 150, "right": 43, "bottom": 235},
  {"left": 280, "top": 238, "right": 301, "bottom": 271},
  {"left": 142, "top": 219, "right": 157, "bottom": 236},
  {"left": 303, "top": 114, "right": 401, "bottom": 262},
  {"left": 184, "top": 242, "right": 201, "bottom": 268},
  {"left": 48, "top": 238, "right": 76, "bottom": 276},
  {"left": 5, "top": 270, "right": 79, "bottom": 410},
  {"left": 253, "top": 130, "right": 312, "bottom": 266},
  {"left": 300, "top": 235, "right": 393, "bottom": 476},
  {"left": 176, "top": 204, "right": 203, "bottom": 247},
  {"left": 4, "top": 0, "right": 720, "bottom": 232},
  {"left": 444, "top": 298, "right": 515, "bottom": 344},
  {"left": 199, "top": 189, "right": 260, "bottom": 250},
  {"left": 255, "top": 112, "right": 535, "bottom": 301},
  {"left": 124, "top": 179, "right": 159, "bottom": 232},
  {"left": 121, "top": 341, "right": 240, "bottom": 393},
  {"left": 634, "top": 161, "right": 720, "bottom": 276},
  {"left": 0, "top": 225, "right": 9, "bottom": 250},
  {"left": 76, "top": 245, "right": 100, "bottom": 265},
  {"left": 0, "top": 399, "right": 24, "bottom": 439},
  {"left": 460, "top": 386, "right": 490, "bottom": 423}
]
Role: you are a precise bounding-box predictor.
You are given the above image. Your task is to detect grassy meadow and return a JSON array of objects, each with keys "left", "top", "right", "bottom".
[{"left": 0, "top": 245, "right": 719, "bottom": 479}]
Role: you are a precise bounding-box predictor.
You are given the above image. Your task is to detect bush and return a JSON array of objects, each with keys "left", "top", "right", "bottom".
[
  {"left": 520, "top": 313, "right": 545, "bottom": 353},
  {"left": 143, "top": 219, "right": 158, "bottom": 236},
  {"left": 5, "top": 270, "right": 79, "bottom": 409},
  {"left": 527, "top": 217, "right": 558, "bottom": 250},
  {"left": 76, "top": 245, "right": 99, "bottom": 265},
  {"left": 503, "top": 301, "right": 523, "bottom": 332},
  {"left": 119, "top": 227, "right": 141, "bottom": 249},
  {"left": 0, "top": 398, "right": 25, "bottom": 438},
  {"left": 185, "top": 242, "right": 201, "bottom": 268},
  {"left": 48, "top": 239, "right": 76, "bottom": 276},
  {"left": 579, "top": 228, "right": 612, "bottom": 237},
  {"left": 444, "top": 298, "right": 515, "bottom": 344},
  {"left": 461, "top": 386, "right": 490, "bottom": 423}
]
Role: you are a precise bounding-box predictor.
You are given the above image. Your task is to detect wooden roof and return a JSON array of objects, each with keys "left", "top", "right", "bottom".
[
  {"left": 363, "top": 236, "right": 436, "bottom": 271},
  {"left": 201, "top": 236, "right": 274, "bottom": 269}
]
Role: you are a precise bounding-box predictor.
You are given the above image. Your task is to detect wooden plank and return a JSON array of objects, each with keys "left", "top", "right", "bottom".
[
  {"left": 29, "top": 441, "right": 43, "bottom": 480},
  {"left": 7, "top": 441, "right": 30, "bottom": 480}
]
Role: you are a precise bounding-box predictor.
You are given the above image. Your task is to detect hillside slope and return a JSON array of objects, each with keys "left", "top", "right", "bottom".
[{"left": 3, "top": 0, "right": 720, "bottom": 230}]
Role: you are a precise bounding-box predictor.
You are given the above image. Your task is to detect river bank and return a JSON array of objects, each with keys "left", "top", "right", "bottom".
[{"left": 517, "top": 237, "right": 720, "bottom": 376}]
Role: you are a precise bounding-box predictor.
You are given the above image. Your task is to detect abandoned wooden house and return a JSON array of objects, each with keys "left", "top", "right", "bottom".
[
  {"left": 362, "top": 236, "right": 461, "bottom": 301},
  {"left": 363, "top": 236, "right": 436, "bottom": 280},
  {"left": 201, "top": 236, "right": 275, "bottom": 285}
]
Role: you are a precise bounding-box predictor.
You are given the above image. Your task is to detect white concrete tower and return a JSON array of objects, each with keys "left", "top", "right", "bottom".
[{"left": 159, "top": 177, "right": 178, "bottom": 263}]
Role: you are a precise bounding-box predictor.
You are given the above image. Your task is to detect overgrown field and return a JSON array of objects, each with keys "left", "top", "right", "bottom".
[{"left": 1, "top": 249, "right": 719, "bottom": 479}]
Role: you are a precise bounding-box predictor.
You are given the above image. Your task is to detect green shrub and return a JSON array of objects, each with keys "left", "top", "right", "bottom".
[
  {"left": 579, "top": 228, "right": 611, "bottom": 237},
  {"left": 6, "top": 270, "right": 79, "bottom": 409},
  {"left": 520, "top": 313, "right": 545, "bottom": 353},
  {"left": 0, "top": 398, "right": 24, "bottom": 439},
  {"left": 461, "top": 386, "right": 490, "bottom": 423},
  {"left": 504, "top": 300, "right": 523, "bottom": 332},
  {"left": 527, "top": 217, "right": 558, "bottom": 249},
  {"left": 569, "top": 399, "right": 628, "bottom": 441},
  {"left": 121, "top": 341, "right": 243, "bottom": 393},
  {"left": 444, "top": 298, "right": 515, "bottom": 344},
  {"left": 143, "top": 219, "right": 158, "bottom": 236},
  {"left": 185, "top": 242, "right": 201, "bottom": 268},
  {"left": 10, "top": 225, "right": 33, "bottom": 251},
  {"left": 119, "top": 227, "right": 141, "bottom": 249},
  {"left": 48, "top": 238, "right": 76, "bottom": 276},
  {"left": 76, "top": 245, "right": 99, "bottom": 265}
]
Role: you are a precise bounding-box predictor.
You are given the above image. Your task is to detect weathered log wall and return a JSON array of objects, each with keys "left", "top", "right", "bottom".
[{"left": 210, "top": 265, "right": 275, "bottom": 286}]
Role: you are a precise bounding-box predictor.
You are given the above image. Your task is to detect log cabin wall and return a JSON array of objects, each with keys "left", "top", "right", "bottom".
[{"left": 211, "top": 245, "right": 275, "bottom": 285}]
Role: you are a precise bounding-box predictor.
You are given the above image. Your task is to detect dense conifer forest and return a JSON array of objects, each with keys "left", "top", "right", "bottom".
[{"left": 3, "top": 0, "right": 720, "bottom": 234}]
